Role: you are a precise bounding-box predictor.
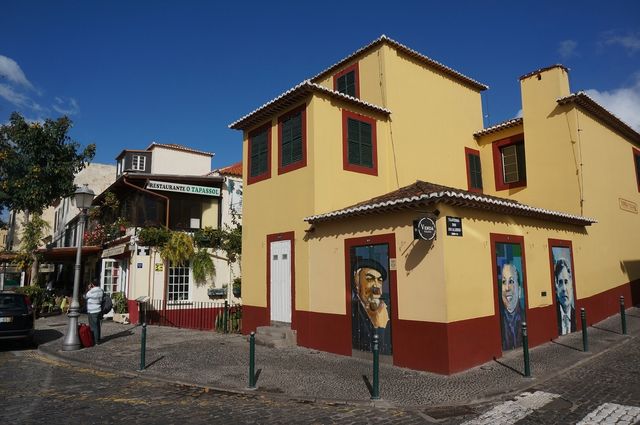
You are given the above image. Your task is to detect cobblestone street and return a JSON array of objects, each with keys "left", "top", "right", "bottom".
[
  {"left": 1, "top": 332, "right": 639, "bottom": 424},
  {"left": 0, "top": 350, "right": 432, "bottom": 424}
]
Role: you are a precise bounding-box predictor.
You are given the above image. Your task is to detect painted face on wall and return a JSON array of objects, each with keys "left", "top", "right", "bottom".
[
  {"left": 356, "top": 267, "right": 384, "bottom": 312},
  {"left": 555, "top": 261, "right": 574, "bottom": 314},
  {"left": 501, "top": 263, "right": 520, "bottom": 314}
]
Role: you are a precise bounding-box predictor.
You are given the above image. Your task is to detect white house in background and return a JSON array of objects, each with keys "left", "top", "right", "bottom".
[{"left": 209, "top": 161, "right": 243, "bottom": 298}]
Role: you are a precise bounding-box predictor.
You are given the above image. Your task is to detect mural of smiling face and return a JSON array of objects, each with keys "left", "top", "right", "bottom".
[{"left": 501, "top": 263, "right": 521, "bottom": 314}]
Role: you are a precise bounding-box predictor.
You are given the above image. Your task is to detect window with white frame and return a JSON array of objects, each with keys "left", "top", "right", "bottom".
[
  {"left": 101, "top": 259, "right": 121, "bottom": 294},
  {"left": 132, "top": 154, "right": 146, "bottom": 171},
  {"left": 168, "top": 262, "right": 190, "bottom": 302}
]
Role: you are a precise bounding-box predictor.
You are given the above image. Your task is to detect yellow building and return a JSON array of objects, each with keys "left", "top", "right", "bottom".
[{"left": 230, "top": 36, "right": 640, "bottom": 374}]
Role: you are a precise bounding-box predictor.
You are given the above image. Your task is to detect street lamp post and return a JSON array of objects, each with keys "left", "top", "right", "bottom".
[{"left": 62, "top": 184, "right": 95, "bottom": 351}]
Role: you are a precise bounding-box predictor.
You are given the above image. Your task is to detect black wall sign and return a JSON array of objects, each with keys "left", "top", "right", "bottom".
[
  {"left": 446, "top": 216, "right": 463, "bottom": 236},
  {"left": 413, "top": 217, "right": 437, "bottom": 241}
]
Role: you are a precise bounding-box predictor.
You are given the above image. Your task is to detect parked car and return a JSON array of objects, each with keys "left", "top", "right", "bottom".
[{"left": 0, "top": 291, "right": 35, "bottom": 346}]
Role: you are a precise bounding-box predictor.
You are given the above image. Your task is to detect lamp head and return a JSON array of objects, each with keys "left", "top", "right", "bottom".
[{"left": 74, "top": 184, "right": 95, "bottom": 210}]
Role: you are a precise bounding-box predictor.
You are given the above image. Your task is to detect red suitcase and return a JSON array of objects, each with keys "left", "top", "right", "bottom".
[{"left": 78, "top": 323, "right": 94, "bottom": 348}]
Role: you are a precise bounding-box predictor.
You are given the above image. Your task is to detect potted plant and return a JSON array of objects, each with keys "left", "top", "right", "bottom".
[
  {"left": 232, "top": 277, "right": 241, "bottom": 298},
  {"left": 111, "top": 292, "right": 130, "bottom": 324}
]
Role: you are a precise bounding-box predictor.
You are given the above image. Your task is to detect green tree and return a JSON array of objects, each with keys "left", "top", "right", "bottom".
[
  {"left": 0, "top": 112, "right": 96, "bottom": 215},
  {"left": 0, "top": 112, "right": 95, "bottom": 284}
]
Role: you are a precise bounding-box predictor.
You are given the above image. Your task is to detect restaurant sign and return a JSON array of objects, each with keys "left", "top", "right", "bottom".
[{"left": 146, "top": 180, "right": 220, "bottom": 197}]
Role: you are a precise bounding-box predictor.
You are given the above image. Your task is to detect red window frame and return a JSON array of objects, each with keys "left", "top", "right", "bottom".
[
  {"left": 465, "top": 147, "right": 483, "bottom": 193},
  {"left": 247, "top": 122, "right": 272, "bottom": 185},
  {"left": 333, "top": 63, "right": 360, "bottom": 98},
  {"left": 492, "top": 134, "right": 526, "bottom": 191},
  {"left": 633, "top": 147, "right": 640, "bottom": 192},
  {"left": 277, "top": 104, "right": 307, "bottom": 175},
  {"left": 342, "top": 110, "right": 378, "bottom": 176}
]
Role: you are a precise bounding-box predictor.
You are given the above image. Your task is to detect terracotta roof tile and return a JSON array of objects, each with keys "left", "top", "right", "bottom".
[
  {"left": 310, "top": 35, "right": 488, "bottom": 92},
  {"left": 146, "top": 142, "right": 213, "bottom": 157},
  {"left": 305, "top": 180, "right": 596, "bottom": 227},
  {"left": 216, "top": 161, "right": 242, "bottom": 177},
  {"left": 557, "top": 92, "right": 640, "bottom": 144},
  {"left": 474, "top": 118, "right": 523, "bottom": 138},
  {"left": 228, "top": 80, "right": 390, "bottom": 131},
  {"left": 519, "top": 64, "right": 569, "bottom": 81}
]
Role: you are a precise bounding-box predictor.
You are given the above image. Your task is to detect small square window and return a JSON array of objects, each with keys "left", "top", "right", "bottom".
[
  {"left": 492, "top": 135, "right": 526, "bottom": 190},
  {"left": 132, "top": 155, "right": 146, "bottom": 171},
  {"left": 333, "top": 63, "right": 359, "bottom": 98},
  {"left": 342, "top": 110, "right": 377, "bottom": 176}
]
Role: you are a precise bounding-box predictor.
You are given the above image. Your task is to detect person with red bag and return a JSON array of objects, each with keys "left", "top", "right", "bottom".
[{"left": 83, "top": 281, "right": 103, "bottom": 344}]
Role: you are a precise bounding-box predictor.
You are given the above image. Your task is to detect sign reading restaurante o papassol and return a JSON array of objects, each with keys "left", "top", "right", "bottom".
[{"left": 146, "top": 180, "right": 220, "bottom": 197}]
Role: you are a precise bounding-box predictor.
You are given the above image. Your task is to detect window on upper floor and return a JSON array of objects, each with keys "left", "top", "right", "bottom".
[
  {"left": 132, "top": 154, "right": 146, "bottom": 171},
  {"left": 465, "top": 147, "right": 483, "bottom": 192},
  {"left": 247, "top": 124, "right": 271, "bottom": 184},
  {"left": 278, "top": 106, "right": 306, "bottom": 174},
  {"left": 633, "top": 147, "right": 640, "bottom": 192},
  {"left": 492, "top": 135, "right": 526, "bottom": 190},
  {"left": 333, "top": 63, "right": 359, "bottom": 98},
  {"left": 342, "top": 110, "right": 377, "bottom": 176}
]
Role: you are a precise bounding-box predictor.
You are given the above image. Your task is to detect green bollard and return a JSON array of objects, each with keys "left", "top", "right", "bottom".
[
  {"left": 581, "top": 308, "right": 588, "bottom": 352},
  {"left": 249, "top": 331, "right": 256, "bottom": 388},
  {"left": 371, "top": 333, "right": 380, "bottom": 400},
  {"left": 522, "top": 321, "right": 531, "bottom": 377},
  {"left": 224, "top": 300, "right": 229, "bottom": 334},
  {"left": 139, "top": 323, "right": 147, "bottom": 371},
  {"left": 620, "top": 296, "right": 627, "bottom": 335}
]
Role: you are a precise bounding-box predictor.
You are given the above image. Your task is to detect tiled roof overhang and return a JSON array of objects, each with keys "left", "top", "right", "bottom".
[
  {"left": 215, "top": 161, "right": 242, "bottom": 177},
  {"left": 146, "top": 142, "right": 213, "bottom": 157},
  {"left": 310, "top": 35, "right": 488, "bottom": 92},
  {"left": 519, "top": 64, "right": 569, "bottom": 81},
  {"left": 557, "top": 92, "right": 640, "bottom": 145},
  {"left": 474, "top": 118, "right": 523, "bottom": 138},
  {"left": 228, "top": 80, "right": 390, "bottom": 131},
  {"left": 305, "top": 181, "right": 596, "bottom": 227}
]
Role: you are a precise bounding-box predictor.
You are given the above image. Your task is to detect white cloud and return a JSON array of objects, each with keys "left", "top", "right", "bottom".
[
  {"left": 585, "top": 75, "right": 640, "bottom": 132},
  {"left": 602, "top": 32, "right": 640, "bottom": 54},
  {"left": 0, "top": 83, "right": 43, "bottom": 111},
  {"left": 558, "top": 40, "right": 578, "bottom": 59},
  {"left": 52, "top": 97, "right": 79, "bottom": 115},
  {"left": 515, "top": 109, "right": 523, "bottom": 118},
  {"left": 0, "top": 55, "right": 35, "bottom": 90}
]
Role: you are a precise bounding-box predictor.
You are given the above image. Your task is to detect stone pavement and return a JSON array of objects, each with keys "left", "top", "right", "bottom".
[{"left": 35, "top": 307, "right": 639, "bottom": 410}]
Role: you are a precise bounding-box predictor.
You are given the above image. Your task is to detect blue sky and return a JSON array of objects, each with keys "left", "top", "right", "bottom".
[{"left": 1, "top": 1, "right": 639, "bottom": 171}]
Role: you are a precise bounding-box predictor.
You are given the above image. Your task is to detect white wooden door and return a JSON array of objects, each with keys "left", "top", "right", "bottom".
[{"left": 270, "top": 240, "right": 291, "bottom": 323}]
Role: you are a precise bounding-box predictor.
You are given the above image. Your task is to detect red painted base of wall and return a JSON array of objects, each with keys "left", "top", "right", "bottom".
[
  {"left": 295, "top": 310, "right": 351, "bottom": 356},
  {"left": 241, "top": 305, "right": 269, "bottom": 335},
  {"left": 293, "top": 280, "right": 636, "bottom": 375},
  {"left": 128, "top": 300, "right": 139, "bottom": 324},
  {"left": 576, "top": 281, "right": 634, "bottom": 327}
]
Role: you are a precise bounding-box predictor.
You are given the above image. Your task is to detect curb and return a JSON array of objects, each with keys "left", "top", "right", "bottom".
[{"left": 35, "top": 320, "right": 637, "bottom": 413}]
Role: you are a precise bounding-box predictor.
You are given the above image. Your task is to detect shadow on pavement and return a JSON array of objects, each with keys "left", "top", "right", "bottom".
[
  {"left": 100, "top": 325, "right": 138, "bottom": 344},
  {"left": 362, "top": 374, "right": 373, "bottom": 396},
  {"left": 591, "top": 325, "right": 622, "bottom": 335},
  {"left": 551, "top": 339, "right": 583, "bottom": 352},
  {"left": 145, "top": 355, "right": 165, "bottom": 369},
  {"left": 493, "top": 358, "right": 525, "bottom": 377},
  {"left": 35, "top": 329, "right": 64, "bottom": 345}
]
